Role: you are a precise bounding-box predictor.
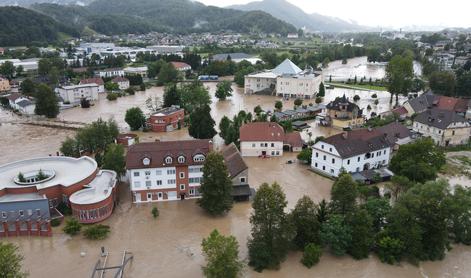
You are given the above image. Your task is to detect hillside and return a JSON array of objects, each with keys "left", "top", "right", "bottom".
[
  {"left": 0, "top": 6, "right": 79, "bottom": 46},
  {"left": 229, "top": 0, "right": 369, "bottom": 32},
  {"left": 33, "top": 0, "right": 297, "bottom": 35},
  {"left": 0, "top": 0, "right": 94, "bottom": 6}
]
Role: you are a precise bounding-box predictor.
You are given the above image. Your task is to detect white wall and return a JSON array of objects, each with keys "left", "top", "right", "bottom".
[
  {"left": 128, "top": 167, "right": 177, "bottom": 192},
  {"left": 240, "top": 141, "right": 283, "bottom": 157},
  {"left": 276, "top": 75, "right": 322, "bottom": 99},
  {"left": 57, "top": 86, "right": 99, "bottom": 105},
  {"left": 244, "top": 76, "right": 276, "bottom": 94}
]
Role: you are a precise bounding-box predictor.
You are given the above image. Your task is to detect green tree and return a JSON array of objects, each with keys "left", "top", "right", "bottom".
[
  {"left": 20, "top": 79, "right": 35, "bottom": 96},
  {"left": 346, "top": 209, "right": 373, "bottom": 259},
  {"left": 151, "top": 207, "right": 159, "bottom": 219},
  {"left": 448, "top": 186, "right": 471, "bottom": 245},
  {"left": 0, "top": 61, "right": 15, "bottom": 79},
  {"left": 389, "top": 138, "right": 445, "bottom": 183},
  {"left": 290, "top": 196, "right": 321, "bottom": 250},
  {"left": 0, "top": 242, "right": 27, "bottom": 278},
  {"left": 218, "top": 116, "right": 231, "bottom": 143},
  {"left": 318, "top": 82, "right": 325, "bottom": 97},
  {"left": 330, "top": 173, "right": 358, "bottom": 215},
  {"left": 215, "top": 80, "right": 233, "bottom": 100},
  {"left": 320, "top": 214, "right": 352, "bottom": 256},
  {"left": 198, "top": 152, "right": 233, "bottom": 215},
  {"left": 253, "top": 105, "right": 262, "bottom": 115},
  {"left": 248, "top": 183, "right": 294, "bottom": 272},
  {"left": 157, "top": 62, "right": 178, "bottom": 85},
  {"left": 34, "top": 84, "right": 59, "bottom": 118},
  {"left": 294, "top": 98, "right": 303, "bottom": 107},
  {"left": 297, "top": 148, "right": 312, "bottom": 164},
  {"left": 201, "top": 229, "right": 243, "bottom": 278},
  {"left": 386, "top": 54, "right": 414, "bottom": 105},
  {"left": 315, "top": 96, "right": 322, "bottom": 104},
  {"left": 102, "top": 143, "right": 126, "bottom": 178},
  {"left": 362, "top": 197, "right": 391, "bottom": 233},
  {"left": 105, "top": 81, "right": 119, "bottom": 91},
  {"left": 274, "top": 100, "right": 283, "bottom": 111},
  {"left": 429, "top": 71, "right": 456, "bottom": 96},
  {"left": 63, "top": 218, "right": 81, "bottom": 235},
  {"left": 301, "top": 243, "right": 322, "bottom": 268},
  {"left": 188, "top": 105, "right": 217, "bottom": 139},
  {"left": 163, "top": 83, "right": 181, "bottom": 107},
  {"left": 125, "top": 107, "right": 146, "bottom": 131},
  {"left": 60, "top": 137, "right": 79, "bottom": 157},
  {"left": 376, "top": 236, "right": 405, "bottom": 264},
  {"left": 83, "top": 224, "right": 110, "bottom": 240},
  {"left": 179, "top": 81, "right": 211, "bottom": 114}
]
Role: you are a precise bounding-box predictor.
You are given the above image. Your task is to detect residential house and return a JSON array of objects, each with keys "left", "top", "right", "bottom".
[
  {"left": 221, "top": 143, "right": 252, "bottom": 201},
  {"left": 124, "top": 66, "right": 148, "bottom": 78},
  {"left": 245, "top": 59, "right": 323, "bottom": 99},
  {"left": 170, "top": 62, "right": 192, "bottom": 72},
  {"left": 413, "top": 108, "right": 471, "bottom": 146},
  {"left": 95, "top": 68, "right": 124, "bottom": 78},
  {"left": 126, "top": 140, "right": 212, "bottom": 203},
  {"left": 239, "top": 122, "right": 303, "bottom": 157},
  {"left": 403, "top": 92, "right": 470, "bottom": 117},
  {"left": 6, "top": 93, "right": 35, "bottom": 115},
  {"left": 79, "top": 77, "right": 105, "bottom": 93},
  {"left": 0, "top": 77, "right": 10, "bottom": 92},
  {"left": 326, "top": 94, "right": 364, "bottom": 129},
  {"left": 56, "top": 84, "right": 99, "bottom": 106},
  {"left": 147, "top": 105, "right": 185, "bottom": 132},
  {"left": 112, "top": 76, "right": 130, "bottom": 90}
]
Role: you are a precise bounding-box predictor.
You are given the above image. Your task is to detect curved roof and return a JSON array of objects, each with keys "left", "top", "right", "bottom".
[
  {"left": 69, "top": 170, "right": 117, "bottom": 205},
  {"left": 0, "top": 156, "right": 97, "bottom": 190}
]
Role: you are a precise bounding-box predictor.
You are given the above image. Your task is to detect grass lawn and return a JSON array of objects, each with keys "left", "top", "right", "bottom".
[{"left": 327, "top": 82, "right": 388, "bottom": 92}]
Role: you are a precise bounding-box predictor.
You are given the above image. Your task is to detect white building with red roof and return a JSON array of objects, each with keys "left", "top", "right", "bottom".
[
  {"left": 79, "top": 77, "right": 105, "bottom": 93},
  {"left": 112, "top": 76, "right": 130, "bottom": 90},
  {"left": 170, "top": 61, "right": 192, "bottom": 72}
]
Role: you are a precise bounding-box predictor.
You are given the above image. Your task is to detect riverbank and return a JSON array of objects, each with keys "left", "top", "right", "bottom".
[{"left": 326, "top": 81, "right": 388, "bottom": 92}]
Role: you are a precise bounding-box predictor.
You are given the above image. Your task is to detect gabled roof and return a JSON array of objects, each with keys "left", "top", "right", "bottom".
[
  {"left": 272, "top": 59, "right": 302, "bottom": 76},
  {"left": 16, "top": 99, "right": 33, "bottom": 108},
  {"left": 283, "top": 132, "right": 303, "bottom": 148},
  {"left": 170, "top": 61, "right": 191, "bottom": 70},
  {"left": 6, "top": 92, "right": 22, "bottom": 101},
  {"left": 112, "top": 76, "right": 129, "bottom": 83},
  {"left": 221, "top": 143, "right": 248, "bottom": 178},
  {"left": 414, "top": 108, "right": 468, "bottom": 129},
  {"left": 406, "top": 91, "right": 437, "bottom": 113},
  {"left": 326, "top": 94, "right": 362, "bottom": 115},
  {"left": 376, "top": 122, "right": 412, "bottom": 143},
  {"left": 239, "top": 122, "right": 285, "bottom": 142},
  {"left": 80, "top": 78, "right": 104, "bottom": 86}
]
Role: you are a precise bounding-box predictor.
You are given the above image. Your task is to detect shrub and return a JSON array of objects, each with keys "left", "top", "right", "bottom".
[
  {"left": 315, "top": 96, "right": 323, "bottom": 104},
  {"left": 301, "top": 243, "right": 322, "bottom": 268},
  {"left": 376, "top": 236, "right": 404, "bottom": 264},
  {"left": 374, "top": 99, "right": 379, "bottom": 105},
  {"left": 367, "top": 105, "right": 372, "bottom": 110},
  {"left": 50, "top": 218, "right": 61, "bottom": 227},
  {"left": 371, "top": 93, "right": 378, "bottom": 98},
  {"left": 63, "top": 218, "right": 81, "bottom": 235},
  {"left": 152, "top": 207, "right": 159, "bottom": 219},
  {"left": 106, "top": 92, "right": 118, "bottom": 101},
  {"left": 56, "top": 202, "right": 72, "bottom": 216},
  {"left": 125, "top": 87, "right": 135, "bottom": 95},
  {"left": 140, "top": 83, "right": 146, "bottom": 91},
  {"left": 84, "top": 224, "right": 110, "bottom": 240},
  {"left": 353, "top": 95, "right": 360, "bottom": 102}
]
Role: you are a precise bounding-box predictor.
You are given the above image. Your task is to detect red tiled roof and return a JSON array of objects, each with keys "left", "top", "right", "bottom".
[
  {"left": 170, "top": 61, "right": 191, "bottom": 70},
  {"left": 126, "top": 139, "right": 212, "bottom": 169},
  {"left": 392, "top": 106, "right": 408, "bottom": 116},
  {"left": 112, "top": 76, "right": 129, "bottom": 83},
  {"left": 80, "top": 77, "right": 104, "bottom": 86},
  {"left": 239, "top": 122, "right": 285, "bottom": 142},
  {"left": 283, "top": 132, "right": 303, "bottom": 148},
  {"left": 436, "top": 96, "right": 459, "bottom": 111}
]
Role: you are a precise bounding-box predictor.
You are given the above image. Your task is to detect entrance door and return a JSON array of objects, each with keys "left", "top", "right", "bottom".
[
  {"left": 147, "top": 193, "right": 153, "bottom": 202},
  {"left": 180, "top": 194, "right": 185, "bottom": 200},
  {"left": 135, "top": 193, "right": 141, "bottom": 202},
  {"left": 157, "top": 192, "right": 163, "bottom": 201},
  {"left": 262, "top": 151, "right": 267, "bottom": 156}
]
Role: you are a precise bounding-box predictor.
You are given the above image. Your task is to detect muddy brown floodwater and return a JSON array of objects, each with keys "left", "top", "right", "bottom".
[{"left": 1, "top": 80, "right": 471, "bottom": 277}]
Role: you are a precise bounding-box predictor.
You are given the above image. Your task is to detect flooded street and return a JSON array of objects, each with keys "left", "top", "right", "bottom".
[
  {"left": 1, "top": 62, "right": 471, "bottom": 277},
  {"left": 323, "top": 56, "right": 423, "bottom": 82}
]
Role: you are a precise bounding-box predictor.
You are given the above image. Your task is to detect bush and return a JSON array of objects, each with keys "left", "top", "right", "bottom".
[
  {"left": 152, "top": 207, "right": 159, "bottom": 219},
  {"left": 374, "top": 99, "right": 379, "bottom": 105},
  {"left": 125, "top": 87, "right": 135, "bottom": 95},
  {"left": 315, "top": 96, "right": 323, "bottom": 104},
  {"left": 63, "top": 218, "right": 81, "bottom": 235},
  {"left": 301, "top": 243, "right": 322, "bottom": 268},
  {"left": 376, "top": 236, "right": 404, "bottom": 264},
  {"left": 353, "top": 95, "right": 360, "bottom": 101},
  {"left": 140, "top": 83, "right": 146, "bottom": 91},
  {"left": 84, "top": 224, "right": 110, "bottom": 240},
  {"left": 56, "top": 202, "right": 72, "bottom": 216},
  {"left": 371, "top": 93, "right": 378, "bottom": 98},
  {"left": 106, "top": 92, "right": 118, "bottom": 101},
  {"left": 50, "top": 218, "right": 61, "bottom": 227}
]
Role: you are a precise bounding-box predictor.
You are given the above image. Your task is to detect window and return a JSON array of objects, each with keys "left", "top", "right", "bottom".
[
  {"left": 134, "top": 181, "right": 141, "bottom": 188},
  {"left": 145, "top": 171, "right": 151, "bottom": 176},
  {"left": 315, "top": 163, "right": 318, "bottom": 167},
  {"left": 142, "top": 157, "right": 151, "bottom": 166},
  {"left": 260, "top": 143, "right": 264, "bottom": 147},
  {"left": 165, "top": 156, "right": 173, "bottom": 164},
  {"left": 322, "top": 166, "right": 326, "bottom": 170},
  {"left": 323, "top": 155, "right": 326, "bottom": 161},
  {"left": 156, "top": 180, "right": 162, "bottom": 186},
  {"left": 147, "top": 193, "right": 152, "bottom": 201},
  {"left": 271, "top": 143, "right": 275, "bottom": 147},
  {"left": 347, "top": 159, "right": 350, "bottom": 165},
  {"left": 178, "top": 156, "right": 185, "bottom": 163},
  {"left": 180, "top": 184, "right": 185, "bottom": 190},
  {"left": 330, "top": 169, "right": 334, "bottom": 174},
  {"left": 1, "top": 211, "right": 6, "bottom": 218},
  {"left": 321, "top": 145, "right": 324, "bottom": 149},
  {"left": 240, "top": 177, "right": 246, "bottom": 183},
  {"left": 252, "top": 143, "right": 255, "bottom": 147},
  {"left": 271, "top": 151, "right": 275, "bottom": 156},
  {"left": 189, "top": 177, "right": 201, "bottom": 183},
  {"left": 383, "top": 150, "right": 386, "bottom": 155},
  {"left": 329, "top": 147, "right": 332, "bottom": 152},
  {"left": 193, "top": 154, "right": 206, "bottom": 162},
  {"left": 357, "top": 157, "right": 360, "bottom": 162},
  {"left": 167, "top": 169, "right": 176, "bottom": 175},
  {"left": 316, "top": 152, "right": 319, "bottom": 158},
  {"left": 133, "top": 172, "right": 140, "bottom": 177},
  {"left": 276, "top": 151, "right": 280, "bottom": 155},
  {"left": 189, "top": 189, "right": 195, "bottom": 195},
  {"left": 168, "top": 179, "right": 176, "bottom": 184},
  {"left": 158, "top": 192, "right": 163, "bottom": 199},
  {"left": 145, "top": 181, "right": 152, "bottom": 187},
  {"left": 19, "top": 210, "right": 24, "bottom": 217},
  {"left": 383, "top": 160, "right": 386, "bottom": 164},
  {"left": 27, "top": 209, "right": 32, "bottom": 216},
  {"left": 452, "top": 130, "right": 456, "bottom": 135},
  {"left": 332, "top": 158, "right": 335, "bottom": 164},
  {"left": 156, "top": 170, "right": 162, "bottom": 175},
  {"left": 179, "top": 172, "right": 185, "bottom": 178}
]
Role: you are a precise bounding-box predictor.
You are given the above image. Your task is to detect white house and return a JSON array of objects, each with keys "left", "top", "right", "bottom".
[
  {"left": 311, "top": 129, "right": 394, "bottom": 177},
  {"left": 6, "top": 93, "right": 35, "bottom": 115},
  {"left": 95, "top": 68, "right": 124, "bottom": 78},
  {"left": 239, "top": 122, "right": 285, "bottom": 157},
  {"left": 79, "top": 78, "right": 105, "bottom": 93},
  {"left": 112, "top": 76, "right": 130, "bottom": 90},
  {"left": 124, "top": 66, "right": 148, "bottom": 78},
  {"left": 56, "top": 84, "right": 99, "bottom": 106},
  {"left": 244, "top": 59, "right": 323, "bottom": 99}
]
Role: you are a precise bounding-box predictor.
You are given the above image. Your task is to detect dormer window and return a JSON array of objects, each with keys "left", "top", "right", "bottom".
[
  {"left": 178, "top": 156, "right": 185, "bottom": 163},
  {"left": 193, "top": 154, "right": 205, "bottom": 162},
  {"left": 165, "top": 156, "right": 173, "bottom": 164},
  {"left": 142, "top": 157, "right": 151, "bottom": 166}
]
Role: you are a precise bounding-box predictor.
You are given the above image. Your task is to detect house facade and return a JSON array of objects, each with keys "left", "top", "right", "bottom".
[
  {"left": 147, "top": 105, "right": 185, "bottom": 132},
  {"left": 56, "top": 84, "right": 99, "bottom": 106},
  {"left": 221, "top": 143, "right": 251, "bottom": 201},
  {"left": 0, "top": 77, "right": 10, "bottom": 92},
  {"left": 95, "top": 68, "right": 124, "bottom": 78},
  {"left": 240, "top": 122, "right": 285, "bottom": 157},
  {"left": 126, "top": 140, "right": 212, "bottom": 203},
  {"left": 311, "top": 130, "right": 393, "bottom": 177},
  {"left": 112, "top": 76, "right": 130, "bottom": 90},
  {"left": 7, "top": 93, "right": 35, "bottom": 115},
  {"left": 79, "top": 78, "right": 105, "bottom": 93},
  {"left": 326, "top": 95, "right": 364, "bottom": 129},
  {"left": 413, "top": 109, "right": 471, "bottom": 146}
]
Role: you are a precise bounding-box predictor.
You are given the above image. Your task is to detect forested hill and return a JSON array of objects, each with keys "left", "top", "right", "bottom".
[
  {"left": 32, "top": 0, "right": 297, "bottom": 35},
  {"left": 0, "top": 6, "right": 79, "bottom": 46}
]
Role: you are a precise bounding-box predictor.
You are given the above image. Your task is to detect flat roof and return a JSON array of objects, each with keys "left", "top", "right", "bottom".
[
  {"left": 69, "top": 170, "right": 117, "bottom": 205},
  {"left": 0, "top": 156, "right": 97, "bottom": 191},
  {"left": 0, "top": 193, "right": 46, "bottom": 203},
  {"left": 60, "top": 84, "right": 99, "bottom": 90}
]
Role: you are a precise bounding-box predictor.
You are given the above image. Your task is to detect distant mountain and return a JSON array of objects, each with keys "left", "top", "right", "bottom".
[
  {"left": 0, "top": 0, "right": 93, "bottom": 6},
  {"left": 32, "top": 0, "right": 297, "bottom": 35},
  {"left": 228, "top": 0, "right": 369, "bottom": 32},
  {"left": 0, "top": 6, "right": 79, "bottom": 46}
]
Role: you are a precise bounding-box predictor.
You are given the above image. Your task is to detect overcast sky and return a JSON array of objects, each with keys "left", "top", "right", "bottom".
[{"left": 198, "top": 0, "right": 471, "bottom": 28}]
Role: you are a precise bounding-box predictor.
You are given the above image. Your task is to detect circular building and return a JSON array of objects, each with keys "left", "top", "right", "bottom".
[{"left": 0, "top": 156, "right": 118, "bottom": 237}]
